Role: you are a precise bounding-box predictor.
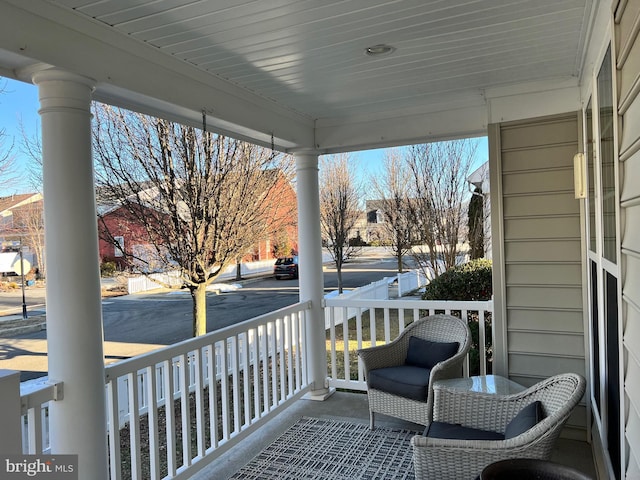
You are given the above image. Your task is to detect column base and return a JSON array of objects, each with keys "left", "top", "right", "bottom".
[{"left": 303, "top": 387, "right": 336, "bottom": 401}]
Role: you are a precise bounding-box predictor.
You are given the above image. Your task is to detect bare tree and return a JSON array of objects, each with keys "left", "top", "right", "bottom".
[
  {"left": 12, "top": 199, "right": 45, "bottom": 277},
  {"left": 369, "top": 149, "right": 415, "bottom": 272},
  {"left": 319, "top": 153, "right": 362, "bottom": 294},
  {"left": 407, "top": 139, "right": 479, "bottom": 277},
  {"left": 0, "top": 80, "right": 17, "bottom": 190},
  {"left": 18, "top": 117, "right": 43, "bottom": 192},
  {"left": 93, "top": 104, "right": 296, "bottom": 336}
]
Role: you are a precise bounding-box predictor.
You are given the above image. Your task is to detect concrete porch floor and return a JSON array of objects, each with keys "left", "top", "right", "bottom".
[{"left": 191, "top": 390, "right": 598, "bottom": 480}]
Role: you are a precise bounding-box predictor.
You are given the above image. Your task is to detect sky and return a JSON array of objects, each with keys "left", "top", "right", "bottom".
[{"left": 0, "top": 76, "right": 488, "bottom": 196}]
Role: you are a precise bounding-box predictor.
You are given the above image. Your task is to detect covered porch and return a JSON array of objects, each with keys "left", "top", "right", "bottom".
[{"left": 0, "top": 0, "right": 638, "bottom": 478}]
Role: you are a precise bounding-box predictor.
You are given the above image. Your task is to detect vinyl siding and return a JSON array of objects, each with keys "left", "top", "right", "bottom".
[
  {"left": 616, "top": 0, "right": 640, "bottom": 476},
  {"left": 490, "top": 112, "right": 587, "bottom": 439}
]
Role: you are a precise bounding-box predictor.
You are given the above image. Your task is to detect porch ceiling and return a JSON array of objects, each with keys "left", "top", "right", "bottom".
[{"left": 0, "top": 0, "right": 596, "bottom": 153}]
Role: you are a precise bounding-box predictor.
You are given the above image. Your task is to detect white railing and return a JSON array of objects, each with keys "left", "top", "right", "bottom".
[
  {"left": 324, "top": 298, "right": 493, "bottom": 391},
  {"left": 20, "top": 379, "right": 58, "bottom": 454},
  {"left": 103, "top": 301, "right": 310, "bottom": 480},
  {"left": 17, "top": 296, "right": 492, "bottom": 479}
]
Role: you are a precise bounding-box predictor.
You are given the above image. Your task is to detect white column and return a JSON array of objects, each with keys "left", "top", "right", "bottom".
[
  {"left": 295, "top": 151, "right": 334, "bottom": 400},
  {"left": 32, "top": 68, "right": 108, "bottom": 478}
]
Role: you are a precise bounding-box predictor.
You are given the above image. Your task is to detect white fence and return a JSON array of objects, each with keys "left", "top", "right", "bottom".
[{"left": 396, "top": 269, "right": 429, "bottom": 296}]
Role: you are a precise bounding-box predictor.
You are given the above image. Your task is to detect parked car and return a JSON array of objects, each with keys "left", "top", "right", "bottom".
[{"left": 274, "top": 256, "right": 299, "bottom": 280}]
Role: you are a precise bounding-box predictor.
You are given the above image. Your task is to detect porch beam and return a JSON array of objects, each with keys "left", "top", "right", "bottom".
[
  {"left": 32, "top": 67, "right": 108, "bottom": 478},
  {"left": 294, "top": 151, "right": 334, "bottom": 400}
]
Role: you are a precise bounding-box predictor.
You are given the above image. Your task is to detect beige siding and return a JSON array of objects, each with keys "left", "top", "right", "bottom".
[
  {"left": 490, "top": 112, "right": 587, "bottom": 438},
  {"left": 616, "top": 1, "right": 640, "bottom": 477}
]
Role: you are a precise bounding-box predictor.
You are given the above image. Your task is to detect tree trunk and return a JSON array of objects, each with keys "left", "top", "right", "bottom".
[
  {"left": 397, "top": 253, "right": 403, "bottom": 273},
  {"left": 191, "top": 283, "right": 208, "bottom": 337},
  {"left": 337, "top": 266, "right": 343, "bottom": 294},
  {"left": 235, "top": 261, "right": 242, "bottom": 281}
]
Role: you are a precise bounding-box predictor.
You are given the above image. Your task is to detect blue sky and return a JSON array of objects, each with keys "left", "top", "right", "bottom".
[{"left": 1, "top": 76, "right": 487, "bottom": 196}]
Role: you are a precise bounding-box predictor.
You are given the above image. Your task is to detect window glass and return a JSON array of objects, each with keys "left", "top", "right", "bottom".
[{"left": 598, "top": 47, "right": 616, "bottom": 263}]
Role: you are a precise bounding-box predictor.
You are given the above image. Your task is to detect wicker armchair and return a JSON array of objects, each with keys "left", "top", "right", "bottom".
[
  {"left": 411, "top": 372, "right": 586, "bottom": 480},
  {"left": 357, "top": 314, "right": 472, "bottom": 429}
]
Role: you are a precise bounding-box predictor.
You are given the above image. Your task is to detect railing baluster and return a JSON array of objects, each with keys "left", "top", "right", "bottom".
[
  {"left": 220, "top": 340, "right": 231, "bottom": 440},
  {"left": 270, "top": 321, "right": 278, "bottom": 407},
  {"left": 293, "top": 314, "right": 301, "bottom": 391},
  {"left": 230, "top": 336, "right": 241, "bottom": 434},
  {"left": 27, "top": 403, "right": 43, "bottom": 454},
  {"left": 193, "top": 349, "right": 206, "bottom": 459},
  {"left": 329, "top": 307, "right": 337, "bottom": 381},
  {"left": 260, "top": 325, "right": 269, "bottom": 415},
  {"left": 285, "top": 315, "right": 294, "bottom": 398},
  {"left": 145, "top": 365, "right": 160, "bottom": 479},
  {"left": 164, "top": 359, "right": 177, "bottom": 477},
  {"left": 356, "top": 308, "right": 363, "bottom": 382},
  {"left": 384, "top": 308, "right": 391, "bottom": 343},
  {"left": 241, "top": 333, "right": 251, "bottom": 427},
  {"left": 250, "top": 329, "right": 261, "bottom": 420},
  {"left": 106, "top": 379, "right": 122, "bottom": 480},
  {"left": 205, "top": 344, "right": 218, "bottom": 450},
  {"left": 278, "top": 318, "right": 286, "bottom": 402},
  {"left": 127, "top": 372, "right": 142, "bottom": 479},
  {"left": 178, "top": 353, "right": 191, "bottom": 468},
  {"left": 370, "top": 307, "right": 376, "bottom": 347},
  {"left": 479, "top": 309, "right": 487, "bottom": 376}
]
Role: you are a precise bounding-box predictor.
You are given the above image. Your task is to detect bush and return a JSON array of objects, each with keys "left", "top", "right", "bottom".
[
  {"left": 422, "top": 258, "right": 492, "bottom": 301},
  {"left": 100, "top": 261, "right": 117, "bottom": 277},
  {"left": 422, "top": 259, "right": 493, "bottom": 375}
]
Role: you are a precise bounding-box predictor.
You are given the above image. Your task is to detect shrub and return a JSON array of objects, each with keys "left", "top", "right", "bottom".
[
  {"left": 422, "top": 258, "right": 493, "bottom": 375},
  {"left": 100, "top": 260, "right": 117, "bottom": 277},
  {"left": 422, "top": 258, "right": 492, "bottom": 301}
]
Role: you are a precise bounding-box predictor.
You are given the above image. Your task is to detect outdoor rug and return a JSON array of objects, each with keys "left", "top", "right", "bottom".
[{"left": 228, "top": 417, "right": 419, "bottom": 479}]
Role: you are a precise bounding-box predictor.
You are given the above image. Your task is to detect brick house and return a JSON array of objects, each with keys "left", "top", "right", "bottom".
[{"left": 97, "top": 171, "right": 298, "bottom": 271}]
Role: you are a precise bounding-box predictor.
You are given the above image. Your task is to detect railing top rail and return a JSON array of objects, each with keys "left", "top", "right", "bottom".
[
  {"left": 323, "top": 298, "right": 493, "bottom": 310},
  {"left": 20, "top": 380, "right": 57, "bottom": 414},
  {"left": 105, "top": 300, "right": 312, "bottom": 381}
]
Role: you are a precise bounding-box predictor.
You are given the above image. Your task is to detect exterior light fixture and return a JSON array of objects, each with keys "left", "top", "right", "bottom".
[
  {"left": 365, "top": 44, "right": 395, "bottom": 56},
  {"left": 573, "top": 153, "right": 586, "bottom": 199}
]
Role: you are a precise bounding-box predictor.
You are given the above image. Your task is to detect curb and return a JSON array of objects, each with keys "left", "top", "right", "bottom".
[{"left": 0, "top": 315, "right": 47, "bottom": 337}]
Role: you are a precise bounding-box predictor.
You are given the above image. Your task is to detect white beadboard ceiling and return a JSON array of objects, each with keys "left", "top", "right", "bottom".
[{"left": 0, "top": 0, "right": 597, "bottom": 151}]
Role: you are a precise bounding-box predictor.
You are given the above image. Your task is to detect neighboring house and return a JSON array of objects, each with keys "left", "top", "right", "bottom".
[
  {"left": 365, "top": 199, "right": 387, "bottom": 244},
  {"left": 0, "top": 193, "right": 43, "bottom": 235},
  {"left": 97, "top": 172, "right": 298, "bottom": 271},
  {"left": 0, "top": 193, "right": 44, "bottom": 275}
]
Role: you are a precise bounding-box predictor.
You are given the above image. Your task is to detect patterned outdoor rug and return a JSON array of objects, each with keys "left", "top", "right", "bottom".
[{"left": 228, "top": 417, "right": 419, "bottom": 479}]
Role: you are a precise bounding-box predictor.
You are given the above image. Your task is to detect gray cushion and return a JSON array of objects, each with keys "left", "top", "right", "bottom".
[
  {"left": 504, "top": 401, "right": 544, "bottom": 439},
  {"left": 425, "top": 421, "right": 504, "bottom": 441},
  {"left": 405, "top": 336, "right": 459, "bottom": 370},
  {"left": 368, "top": 365, "right": 430, "bottom": 401}
]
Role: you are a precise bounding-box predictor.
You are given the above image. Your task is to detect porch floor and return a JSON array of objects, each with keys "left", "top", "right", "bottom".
[{"left": 191, "top": 390, "right": 597, "bottom": 480}]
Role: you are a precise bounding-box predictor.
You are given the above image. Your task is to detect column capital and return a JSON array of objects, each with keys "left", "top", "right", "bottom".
[
  {"left": 32, "top": 68, "right": 96, "bottom": 115},
  {"left": 290, "top": 148, "right": 322, "bottom": 157},
  {"left": 31, "top": 67, "right": 96, "bottom": 90}
]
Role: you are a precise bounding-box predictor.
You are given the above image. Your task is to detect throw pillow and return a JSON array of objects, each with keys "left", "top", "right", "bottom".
[
  {"left": 405, "top": 336, "right": 459, "bottom": 370},
  {"left": 504, "top": 401, "right": 544, "bottom": 439}
]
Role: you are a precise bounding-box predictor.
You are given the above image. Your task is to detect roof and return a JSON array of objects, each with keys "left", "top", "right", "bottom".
[{"left": 0, "top": 193, "right": 42, "bottom": 216}]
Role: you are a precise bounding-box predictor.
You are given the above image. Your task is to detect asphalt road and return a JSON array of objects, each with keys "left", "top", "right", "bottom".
[{"left": 0, "top": 256, "right": 400, "bottom": 380}]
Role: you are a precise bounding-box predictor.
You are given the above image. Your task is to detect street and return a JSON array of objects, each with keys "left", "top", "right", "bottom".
[{"left": 0, "top": 255, "right": 400, "bottom": 381}]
